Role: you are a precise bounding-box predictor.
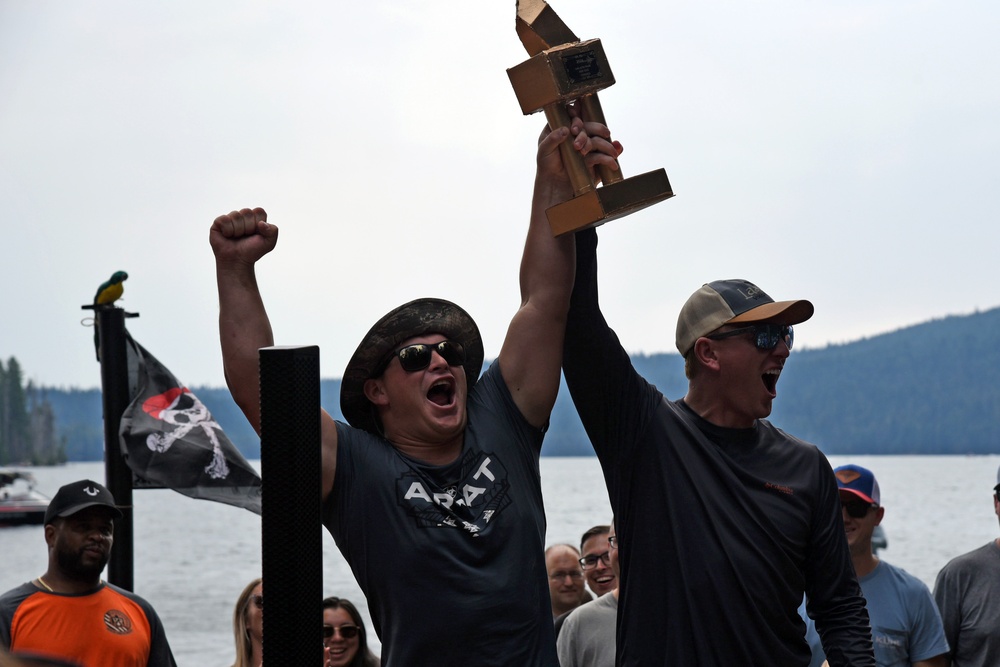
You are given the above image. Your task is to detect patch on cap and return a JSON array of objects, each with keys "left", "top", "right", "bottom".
[{"left": 834, "top": 464, "right": 880, "bottom": 506}]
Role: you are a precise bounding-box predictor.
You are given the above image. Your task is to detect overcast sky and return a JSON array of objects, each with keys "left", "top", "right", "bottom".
[{"left": 2, "top": 1, "right": 997, "bottom": 391}]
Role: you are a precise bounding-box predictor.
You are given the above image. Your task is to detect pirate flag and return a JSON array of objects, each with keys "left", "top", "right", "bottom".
[{"left": 119, "top": 330, "right": 262, "bottom": 515}]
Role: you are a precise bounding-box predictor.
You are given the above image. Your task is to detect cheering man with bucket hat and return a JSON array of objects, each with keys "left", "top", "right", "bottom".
[{"left": 210, "top": 117, "right": 623, "bottom": 666}]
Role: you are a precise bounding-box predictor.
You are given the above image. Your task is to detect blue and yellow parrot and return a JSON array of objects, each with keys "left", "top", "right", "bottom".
[{"left": 93, "top": 271, "right": 128, "bottom": 361}]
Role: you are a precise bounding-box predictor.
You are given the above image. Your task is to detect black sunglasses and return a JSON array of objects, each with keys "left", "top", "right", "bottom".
[
  {"left": 323, "top": 624, "right": 360, "bottom": 640},
  {"left": 381, "top": 340, "right": 466, "bottom": 374},
  {"left": 706, "top": 324, "right": 794, "bottom": 351},
  {"left": 841, "top": 499, "right": 877, "bottom": 519},
  {"left": 250, "top": 594, "right": 263, "bottom": 610}
]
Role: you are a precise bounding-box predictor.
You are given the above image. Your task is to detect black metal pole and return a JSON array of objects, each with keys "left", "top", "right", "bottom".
[
  {"left": 96, "top": 306, "right": 135, "bottom": 591},
  {"left": 259, "top": 345, "right": 323, "bottom": 666}
]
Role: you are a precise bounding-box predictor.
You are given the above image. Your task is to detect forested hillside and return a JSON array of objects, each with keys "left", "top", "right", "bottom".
[{"left": 30, "top": 307, "right": 1000, "bottom": 461}]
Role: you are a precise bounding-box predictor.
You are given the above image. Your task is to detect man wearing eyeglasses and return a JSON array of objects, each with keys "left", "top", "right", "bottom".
[
  {"left": 823, "top": 464, "right": 949, "bottom": 667},
  {"left": 578, "top": 524, "right": 617, "bottom": 597},
  {"left": 562, "top": 229, "right": 875, "bottom": 666},
  {"left": 209, "top": 117, "right": 622, "bottom": 666},
  {"left": 933, "top": 463, "right": 1000, "bottom": 667},
  {"left": 557, "top": 521, "right": 619, "bottom": 667}
]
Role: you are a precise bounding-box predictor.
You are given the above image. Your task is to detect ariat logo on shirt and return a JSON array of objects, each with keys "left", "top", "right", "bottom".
[
  {"left": 104, "top": 609, "right": 133, "bottom": 635},
  {"left": 397, "top": 451, "right": 512, "bottom": 534}
]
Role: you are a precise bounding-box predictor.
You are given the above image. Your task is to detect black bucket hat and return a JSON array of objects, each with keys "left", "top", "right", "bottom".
[{"left": 340, "top": 298, "right": 484, "bottom": 435}]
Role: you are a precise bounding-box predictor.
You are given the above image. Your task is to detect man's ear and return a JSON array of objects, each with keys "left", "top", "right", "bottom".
[
  {"left": 44, "top": 523, "right": 57, "bottom": 548},
  {"left": 692, "top": 338, "right": 721, "bottom": 373},
  {"left": 363, "top": 378, "right": 389, "bottom": 406}
]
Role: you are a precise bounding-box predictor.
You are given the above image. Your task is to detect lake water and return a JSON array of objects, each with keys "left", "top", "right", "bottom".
[{"left": 2, "top": 455, "right": 997, "bottom": 665}]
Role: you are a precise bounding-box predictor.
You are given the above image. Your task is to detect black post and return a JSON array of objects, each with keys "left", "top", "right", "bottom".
[
  {"left": 259, "top": 346, "right": 323, "bottom": 666},
  {"left": 96, "top": 306, "right": 135, "bottom": 591}
]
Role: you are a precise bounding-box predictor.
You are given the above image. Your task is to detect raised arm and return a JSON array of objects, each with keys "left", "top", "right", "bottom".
[
  {"left": 210, "top": 207, "right": 339, "bottom": 501},
  {"left": 499, "top": 116, "right": 622, "bottom": 428}
]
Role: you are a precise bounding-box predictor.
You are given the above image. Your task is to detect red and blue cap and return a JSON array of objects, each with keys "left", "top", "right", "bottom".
[{"left": 833, "top": 464, "right": 880, "bottom": 506}]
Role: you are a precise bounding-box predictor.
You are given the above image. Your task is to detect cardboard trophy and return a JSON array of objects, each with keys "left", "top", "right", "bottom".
[{"left": 507, "top": 0, "right": 673, "bottom": 235}]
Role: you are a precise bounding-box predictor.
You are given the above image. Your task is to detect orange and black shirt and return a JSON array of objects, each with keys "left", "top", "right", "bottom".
[{"left": 0, "top": 581, "right": 176, "bottom": 666}]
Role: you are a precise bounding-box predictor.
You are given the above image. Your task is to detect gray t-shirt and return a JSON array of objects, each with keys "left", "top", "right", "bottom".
[
  {"left": 933, "top": 540, "right": 1000, "bottom": 666},
  {"left": 557, "top": 591, "right": 618, "bottom": 667},
  {"left": 323, "top": 362, "right": 557, "bottom": 666}
]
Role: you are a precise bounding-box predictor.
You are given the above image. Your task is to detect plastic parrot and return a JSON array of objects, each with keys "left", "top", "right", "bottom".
[
  {"left": 94, "top": 270, "right": 128, "bottom": 306},
  {"left": 92, "top": 270, "right": 128, "bottom": 360}
]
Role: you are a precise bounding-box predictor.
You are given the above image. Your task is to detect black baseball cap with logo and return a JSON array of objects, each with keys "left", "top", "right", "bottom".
[{"left": 44, "top": 479, "right": 123, "bottom": 525}]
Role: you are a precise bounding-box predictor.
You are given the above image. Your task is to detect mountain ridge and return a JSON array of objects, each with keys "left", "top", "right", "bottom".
[{"left": 42, "top": 306, "right": 1000, "bottom": 460}]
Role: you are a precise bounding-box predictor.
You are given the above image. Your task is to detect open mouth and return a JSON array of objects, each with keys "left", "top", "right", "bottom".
[
  {"left": 762, "top": 368, "right": 780, "bottom": 395},
  {"left": 427, "top": 378, "right": 456, "bottom": 406}
]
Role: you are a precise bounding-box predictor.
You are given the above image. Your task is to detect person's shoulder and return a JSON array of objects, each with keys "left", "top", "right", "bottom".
[
  {"left": 0, "top": 582, "right": 38, "bottom": 606},
  {"left": 104, "top": 582, "right": 164, "bottom": 617},
  {"left": 878, "top": 560, "right": 931, "bottom": 592},
  {"left": 939, "top": 540, "right": 998, "bottom": 572}
]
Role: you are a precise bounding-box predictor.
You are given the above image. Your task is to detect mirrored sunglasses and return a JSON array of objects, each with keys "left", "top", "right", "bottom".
[
  {"left": 706, "top": 324, "right": 794, "bottom": 351},
  {"left": 387, "top": 340, "right": 466, "bottom": 373}
]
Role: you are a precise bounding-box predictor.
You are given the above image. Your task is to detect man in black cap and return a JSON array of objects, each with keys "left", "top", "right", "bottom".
[
  {"left": 0, "top": 480, "right": 176, "bottom": 666},
  {"left": 209, "top": 118, "right": 621, "bottom": 665},
  {"left": 562, "top": 227, "right": 875, "bottom": 666}
]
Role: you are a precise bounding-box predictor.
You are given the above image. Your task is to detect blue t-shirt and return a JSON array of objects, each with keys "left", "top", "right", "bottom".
[{"left": 806, "top": 560, "right": 949, "bottom": 667}]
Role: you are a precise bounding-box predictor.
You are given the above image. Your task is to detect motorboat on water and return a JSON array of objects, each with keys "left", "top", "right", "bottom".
[{"left": 0, "top": 470, "right": 50, "bottom": 526}]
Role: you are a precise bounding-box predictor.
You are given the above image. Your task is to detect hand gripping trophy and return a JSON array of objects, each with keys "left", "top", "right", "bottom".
[{"left": 508, "top": 0, "right": 674, "bottom": 235}]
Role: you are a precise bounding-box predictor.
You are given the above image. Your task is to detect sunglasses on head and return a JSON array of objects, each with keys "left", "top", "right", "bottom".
[
  {"left": 381, "top": 340, "right": 466, "bottom": 374},
  {"left": 706, "top": 324, "right": 794, "bottom": 351},
  {"left": 841, "top": 499, "right": 877, "bottom": 519},
  {"left": 323, "top": 624, "right": 359, "bottom": 640}
]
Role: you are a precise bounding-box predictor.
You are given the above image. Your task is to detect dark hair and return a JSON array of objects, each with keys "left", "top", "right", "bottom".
[
  {"left": 322, "top": 597, "right": 379, "bottom": 667},
  {"left": 579, "top": 525, "right": 610, "bottom": 552}
]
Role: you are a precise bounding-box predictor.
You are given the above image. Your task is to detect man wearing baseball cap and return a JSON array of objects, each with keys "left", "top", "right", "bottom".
[
  {"left": 0, "top": 480, "right": 176, "bottom": 666},
  {"left": 824, "top": 465, "right": 949, "bottom": 667},
  {"left": 562, "top": 227, "right": 875, "bottom": 665},
  {"left": 209, "top": 117, "right": 623, "bottom": 665},
  {"left": 933, "top": 463, "right": 1000, "bottom": 666}
]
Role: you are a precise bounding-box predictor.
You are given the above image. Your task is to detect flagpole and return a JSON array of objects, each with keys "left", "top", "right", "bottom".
[{"left": 91, "top": 304, "right": 138, "bottom": 591}]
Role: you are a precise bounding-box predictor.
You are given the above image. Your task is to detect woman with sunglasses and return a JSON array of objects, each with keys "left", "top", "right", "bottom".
[
  {"left": 230, "top": 578, "right": 263, "bottom": 667},
  {"left": 322, "top": 597, "right": 378, "bottom": 667}
]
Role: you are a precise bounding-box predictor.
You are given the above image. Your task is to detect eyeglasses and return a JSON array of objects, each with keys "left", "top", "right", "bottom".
[
  {"left": 323, "top": 624, "right": 360, "bottom": 640},
  {"left": 579, "top": 551, "right": 611, "bottom": 570},
  {"left": 548, "top": 570, "right": 583, "bottom": 581},
  {"left": 380, "top": 340, "right": 466, "bottom": 374},
  {"left": 841, "top": 500, "right": 877, "bottom": 519},
  {"left": 705, "top": 324, "right": 794, "bottom": 351},
  {"left": 608, "top": 536, "right": 618, "bottom": 550},
  {"left": 250, "top": 594, "right": 263, "bottom": 610}
]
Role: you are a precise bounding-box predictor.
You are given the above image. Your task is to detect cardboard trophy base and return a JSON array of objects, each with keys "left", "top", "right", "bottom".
[{"left": 545, "top": 168, "right": 673, "bottom": 236}]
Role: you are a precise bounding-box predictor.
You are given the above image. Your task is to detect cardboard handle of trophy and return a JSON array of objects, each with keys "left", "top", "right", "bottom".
[
  {"left": 578, "top": 93, "right": 624, "bottom": 186},
  {"left": 543, "top": 102, "right": 595, "bottom": 196}
]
